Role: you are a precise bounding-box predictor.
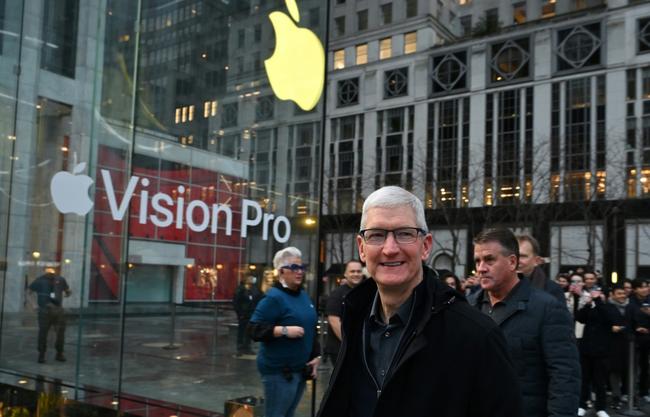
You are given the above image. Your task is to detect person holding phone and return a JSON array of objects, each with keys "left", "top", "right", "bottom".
[{"left": 576, "top": 277, "right": 613, "bottom": 417}]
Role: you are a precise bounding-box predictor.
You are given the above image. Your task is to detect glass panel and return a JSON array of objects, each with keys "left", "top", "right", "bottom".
[{"left": 0, "top": 1, "right": 328, "bottom": 417}]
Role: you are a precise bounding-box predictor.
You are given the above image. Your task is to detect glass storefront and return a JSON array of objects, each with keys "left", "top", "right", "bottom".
[{"left": 0, "top": 0, "right": 328, "bottom": 415}]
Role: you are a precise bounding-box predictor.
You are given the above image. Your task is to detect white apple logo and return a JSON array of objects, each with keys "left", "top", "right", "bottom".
[
  {"left": 50, "top": 162, "right": 94, "bottom": 215},
  {"left": 265, "top": 0, "right": 325, "bottom": 111}
]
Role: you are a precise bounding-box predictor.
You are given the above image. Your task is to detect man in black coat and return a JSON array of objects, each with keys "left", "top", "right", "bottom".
[
  {"left": 627, "top": 278, "right": 650, "bottom": 401},
  {"left": 232, "top": 275, "right": 263, "bottom": 355},
  {"left": 516, "top": 234, "right": 565, "bottom": 304},
  {"left": 324, "top": 259, "right": 364, "bottom": 364},
  {"left": 575, "top": 285, "right": 615, "bottom": 416},
  {"left": 471, "top": 228, "right": 580, "bottom": 417},
  {"left": 318, "top": 186, "right": 523, "bottom": 417}
]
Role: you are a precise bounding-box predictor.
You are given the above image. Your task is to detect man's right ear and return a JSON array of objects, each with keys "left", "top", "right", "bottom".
[{"left": 356, "top": 235, "right": 366, "bottom": 263}]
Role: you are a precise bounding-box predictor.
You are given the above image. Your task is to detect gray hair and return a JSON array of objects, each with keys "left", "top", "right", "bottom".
[
  {"left": 273, "top": 246, "right": 302, "bottom": 270},
  {"left": 360, "top": 186, "right": 428, "bottom": 231}
]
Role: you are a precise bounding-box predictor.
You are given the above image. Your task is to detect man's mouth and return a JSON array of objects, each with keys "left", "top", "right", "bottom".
[{"left": 380, "top": 261, "right": 404, "bottom": 267}]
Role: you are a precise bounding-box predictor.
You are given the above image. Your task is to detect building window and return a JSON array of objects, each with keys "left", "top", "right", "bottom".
[
  {"left": 222, "top": 103, "right": 238, "bottom": 128},
  {"left": 483, "top": 88, "right": 534, "bottom": 205},
  {"left": 426, "top": 98, "right": 470, "bottom": 208},
  {"left": 309, "top": 8, "right": 320, "bottom": 27},
  {"left": 334, "top": 49, "right": 345, "bottom": 70},
  {"left": 460, "top": 15, "right": 472, "bottom": 37},
  {"left": 431, "top": 51, "right": 467, "bottom": 94},
  {"left": 513, "top": 2, "right": 526, "bottom": 24},
  {"left": 486, "top": 8, "right": 499, "bottom": 28},
  {"left": 375, "top": 107, "right": 414, "bottom": 189},
  {"left": 41, "top": 0, "right": 79, "bottom": 77},
  {"left": 255, "top": 96, "right": 274, "bottom": 122},
  {"left": 384, "top": 68, "right": 408, "bottom": 99},
  {"left": 335, "top": 16, "right": 345, "bottom": 36},
  {"left": 557, "top": 22, "right": 601, "bottom": 71},
  {"left": 337, "top": 78, "right": 360, "bottom": 107},
  {"left": 238, "top": 29, "right": 245, "bottom": 48},
  {"left": 542, "top": 1, "right": 556, "bottom": 18},
  {"left": 406, "top": 0, "right": 418, "bottom": 18},
  {"left": 356, "top": 44, "right": 368, "bottom": 65},
  {"left": 357, "top": 9, "right": 368, "bottom": 31},
  {"left": 381, "top": 3, "right": 393, "bottom": 25},
  {"left": 254, "top": 24, "right": 262, "bottom": 42},
  {"left": 550, "top": 76, "right": 606, "bottom": 202},
  {"left": 404, "top": 32, "right": 417, "bottom": 54},
  {"left": 380, "top": 38, "right": 392, "bottom": 60},
  {"left": 639, "top": 17, "right": 650, "bottom": 54},
  {"left": 490, "top": 38, "right": 530, "bottom": 83},
  {"left": 626, "top": 67, "right": 650, "bottom": 197},
  {"left": 329, "top": 115, "right": 364, "bottom": 213}
]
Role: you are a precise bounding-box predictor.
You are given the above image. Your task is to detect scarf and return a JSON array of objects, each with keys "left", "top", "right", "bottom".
[{"left": 608, "top": 297, "right": 629, "bottom": 316}]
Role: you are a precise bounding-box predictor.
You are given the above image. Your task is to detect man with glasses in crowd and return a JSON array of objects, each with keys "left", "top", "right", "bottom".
[{"left": 318, "top": 186, "right": 523, "bottom": 417}]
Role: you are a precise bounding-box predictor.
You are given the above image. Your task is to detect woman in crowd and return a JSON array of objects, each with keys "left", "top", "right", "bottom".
[{"left": 248, "top": 247, "right": 320, "bottom": 417}]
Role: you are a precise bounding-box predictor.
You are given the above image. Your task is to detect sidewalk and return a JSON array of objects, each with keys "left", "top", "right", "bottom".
[{"left": 0, "top": 308, "right": 648, "bottom": 417}]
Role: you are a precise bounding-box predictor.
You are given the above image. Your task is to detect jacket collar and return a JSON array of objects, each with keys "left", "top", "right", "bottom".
[
  {"left": 343, "top": 266, "right": 460, "bottom": 332},
  {"left": 473, "top": 276, "right": 531, "bottom": 325},
  {"left": 273, "top": 281, "right": 301, "bottom": 296}
]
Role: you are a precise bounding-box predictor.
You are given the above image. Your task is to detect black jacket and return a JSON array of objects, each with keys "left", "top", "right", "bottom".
[
  {"left": 469, "top": 278, "right": 580, "bottom": 417},
  {"left": 317, "top": 267, "right": 524, "bottom": 417},
  {"left": 527, "top": 266, "right": 566, "bottom": 305},
  {"left": 576, "top": 298, "right": 617, "bottom": 357}
]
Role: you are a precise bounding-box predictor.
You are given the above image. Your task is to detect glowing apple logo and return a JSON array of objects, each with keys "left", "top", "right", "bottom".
[
  {"left": 265, "top": 0, "right": 325, "bottom": 111},
  {"left": 50, "top": 162, "right": 94, "bottom": 215}
]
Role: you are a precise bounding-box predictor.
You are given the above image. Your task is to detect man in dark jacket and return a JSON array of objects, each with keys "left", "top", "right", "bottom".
[
  {"left": 471, "top": 228, "right": 580, "bottom": 417},
  {"left": 28, "top": 266, "right": 71, "bottom": 363},
  {"left": 324, "top": 259, "right": 364, "bottom": 364},
  {"left": 627, "top": 278, "right": 650, "bottom": 401},
  {"left": 318, "top": 186, "right": 523, "bottom": 417},
  {"left": 575, "top": 286, "right": 615, "bottom": 416},
  {"left": 233, "top": 275, "right": 263, "bottom": 355},
  {"left": 517, "top": 234, "right": 565, "bottom": 304}
]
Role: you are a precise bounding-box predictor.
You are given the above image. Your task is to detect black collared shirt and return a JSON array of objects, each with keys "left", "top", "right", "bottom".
[
  {"left": 365, "top": 289, "right": 415, "bottom": 389},
  {"left": 480, "top": 279, "right": 523, "bottom": 324}
]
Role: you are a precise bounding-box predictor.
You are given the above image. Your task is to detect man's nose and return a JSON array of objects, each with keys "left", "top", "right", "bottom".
[{"left": 382, "top": 232, "right": 400, "bottom": 254}]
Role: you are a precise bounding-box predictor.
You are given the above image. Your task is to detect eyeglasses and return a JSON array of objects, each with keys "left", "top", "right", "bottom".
[
  {"left": 280, "top": 264, "right": 307, "bottom": 272},
  {"left": 358, "top": 227, "right": 425, "bottom": 245}
]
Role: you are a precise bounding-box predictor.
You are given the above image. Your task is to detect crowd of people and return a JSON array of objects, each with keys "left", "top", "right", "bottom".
[
  {"left": 438, "top": 239, "right": 650, "bottom": 416},
  {"left": 238, "top": 185, "right": 650, "bottom": 417}
]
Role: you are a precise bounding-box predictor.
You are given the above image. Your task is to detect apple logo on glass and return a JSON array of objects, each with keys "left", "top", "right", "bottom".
[
  {"left": 265, "top": 0, "right": 325, "bottom": 111},
  {"left": 50, "top": 162, "right": 94, "bottom": 215}
]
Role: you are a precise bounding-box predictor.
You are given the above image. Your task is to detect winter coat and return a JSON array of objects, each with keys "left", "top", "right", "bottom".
[
  {"left": 576, "top": 298, "right": 616, "bottom": 357},
  {"left": 528, "top": 266, "right": 566, "bottom": 305},
  {"left": 469, "top": 277, "right": 581, "bottom": 417},
  {"left": 317, "top": 267, "right": 524, "bottom": 417}
]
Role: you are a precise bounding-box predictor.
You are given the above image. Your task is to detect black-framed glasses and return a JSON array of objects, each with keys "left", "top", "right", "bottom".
[
  {"left": 358, "top": 227, "right": 426, "bottom": 245},
  {"left": 280, "top": 263, "right": 307, "bottom": 272}
]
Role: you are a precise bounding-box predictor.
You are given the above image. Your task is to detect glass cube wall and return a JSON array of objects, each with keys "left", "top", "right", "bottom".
[{"left": 0, "top": 0, "right": 328, "bottom": 416}]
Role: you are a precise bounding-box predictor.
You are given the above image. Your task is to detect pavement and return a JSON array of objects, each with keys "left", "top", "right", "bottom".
[
  {"left": 0, "top": 305, "right": 649, "bottom": 417},
  {"left": 0, "top": 305, "right": 330, "bottom": 417}
]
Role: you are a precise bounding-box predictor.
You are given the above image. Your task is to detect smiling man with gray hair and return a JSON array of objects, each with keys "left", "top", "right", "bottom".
[{"left": 318, "top": 186, "right": 523, "bottom": 417}]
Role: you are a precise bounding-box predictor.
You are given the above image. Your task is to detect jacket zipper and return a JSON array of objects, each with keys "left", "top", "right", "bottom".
[{"left": 361, "top": 317, "right": 383, "bottom": 398}]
